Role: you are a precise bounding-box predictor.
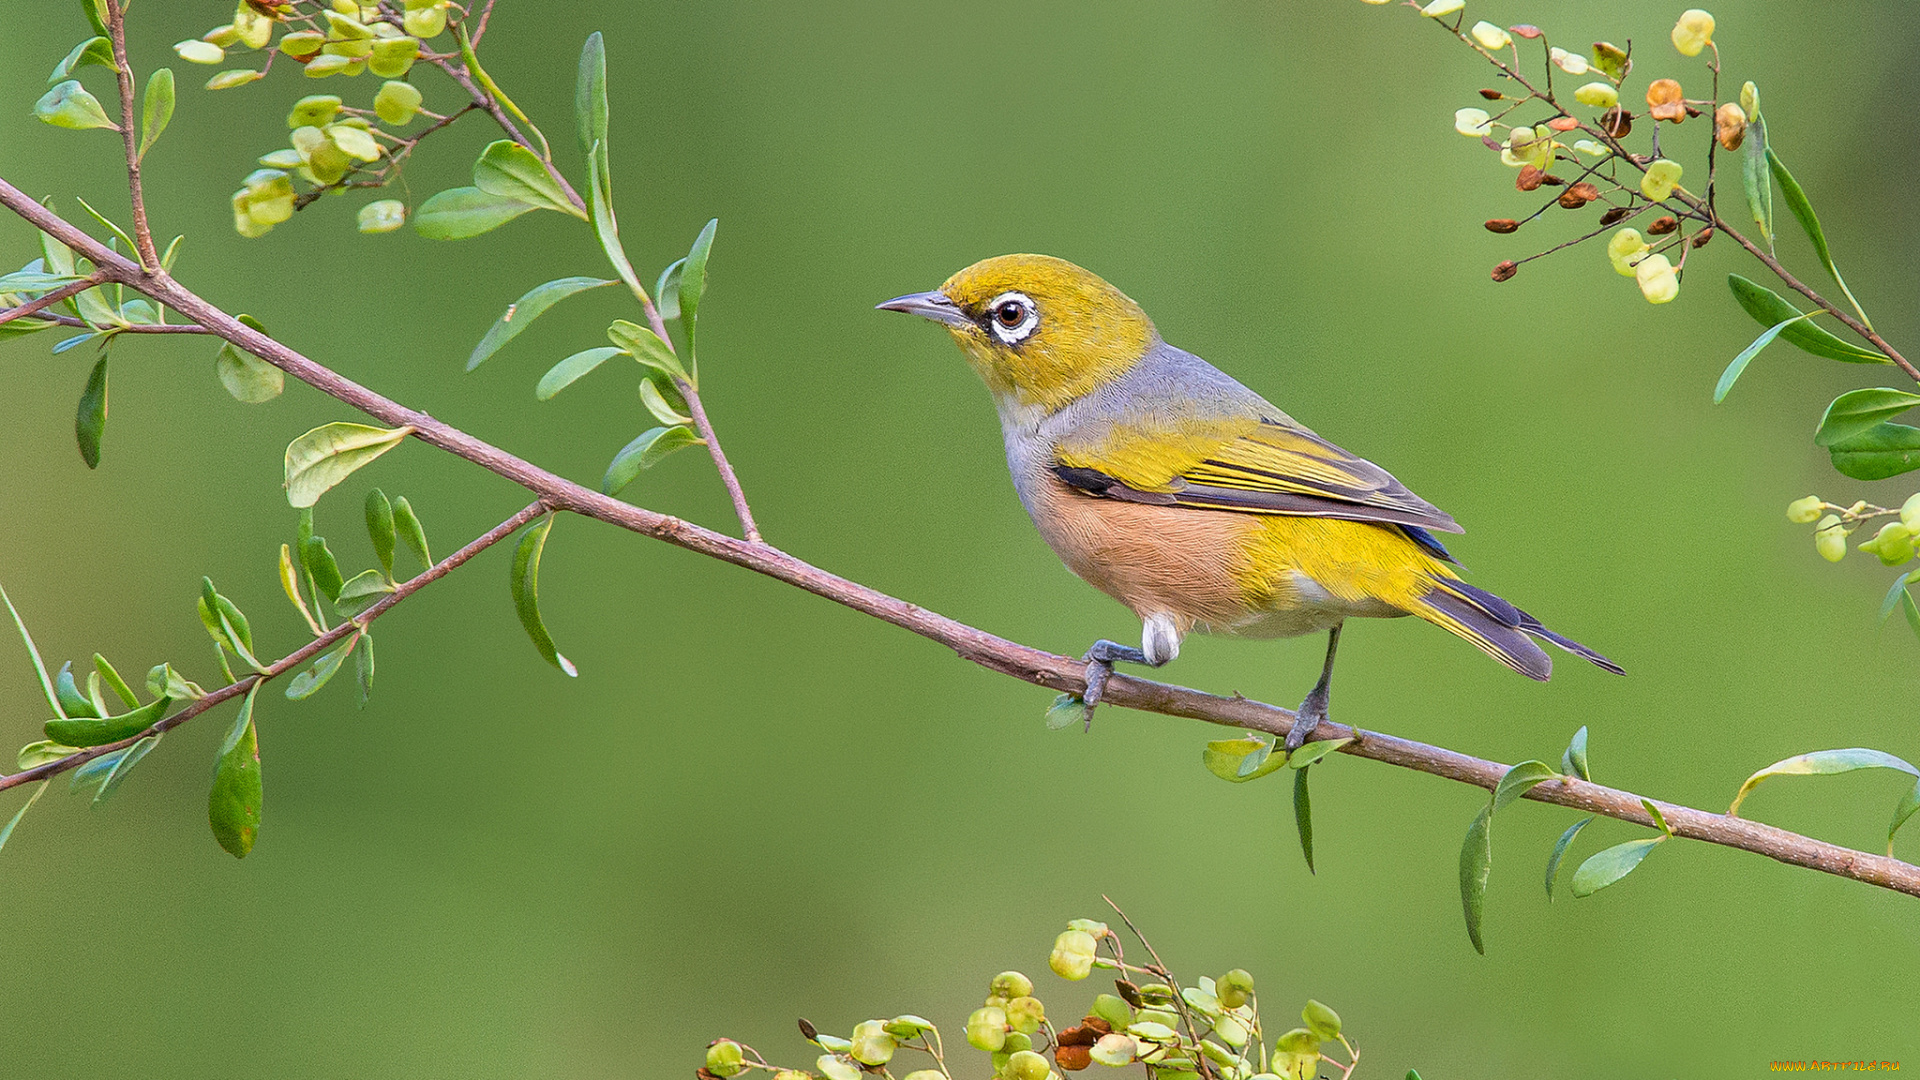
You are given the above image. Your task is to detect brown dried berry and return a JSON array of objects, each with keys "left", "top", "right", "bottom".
[
  {"left": 798, "top": 1019, "right": 819, "bottom": 1040},
  {"left": 1491, "top": 260, "right": 1518, "bottom": 282},
  {"left": 1601, "top": 107, "right": 1633, "bottom": 138},
  {"left": 1114, "top": 980, "right": 1144, "bottom": 1008},
  {"left": 1715, "top": 102, "right": 1748, "bottom": 150},
  {"left": 1056, "top": 1046, "right": 1092, "bottom": 1072},
  {"left": 1083, "top": 1018, "right": 1112, "bottom": 1036},
  {"left": 1484, "top": 218, "right": 1521, "bottom": 233},
  {"left": 1547, "top": 115, "right": 1580, "bottom": 132},
  {"left": 1684, "top": 105, "right": 1702, "bottom": 118},
  {"left": 1539, "top": 174, "right": 1567, "bottom": 186},
  {"left": 1059, "top": 1026, "right": 1099, "bottom": 1047},
  {"left": 1646, "top": 215, "right": 1678, "bottom": 235},
  {"left": 698, "top": 1070, "right": 723, "bottom": 1080},
  {"left": 1479, "top": 88, "right": 1505, "bottom": 100},
  {"left": 1646, "top": 79, "right": 1686, "bottom": 123},
  {"left": 1558, "top": 183, "right": 1599, "bottom": 209},
  {"left": 1516, "top": 165, "right": 1545, "bottom": 191},
  {"left": 1691, "top": 228, "right": 1714, "bottom": 248},
  {"left": 1599, "top": 206, "right": 1631, "bottom": 226}
]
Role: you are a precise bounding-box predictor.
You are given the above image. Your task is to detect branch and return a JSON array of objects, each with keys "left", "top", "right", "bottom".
[
  {"left": 102, "top": 0, "right": 159, "bottom": 270},
  {"left": 0, "top": 271, "right": 105, "bottom": 326},
  {"left": 0, "top": 501, "right": 547, "bottom": 792},
  {"left": 2, "top": 177, "right": 1916, "bottom": 900}
]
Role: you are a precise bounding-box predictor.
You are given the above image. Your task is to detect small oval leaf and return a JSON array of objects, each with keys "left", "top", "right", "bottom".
[
  {"left": 414, "top": 186, "right": 536, "bottom": 240},
  {"left": 511, "top": 514, "right": 576, "bottom": 676},
  {"left": 601, "top": 425, "right": 702, "bottom": 496},
  {"left": 1569, "top": 837, "right": 1664, "bottom": 898},
  {"left": 76, "top": 356, "right": 107, "bottom": 468},
  {"left": 535, "top": 345, "right": 624, "bottom": 399},
  {"left": 468, "top": 276, "right": 615, "bottom": 371},
  {"left": 139, "top": 67, "right": 175, "bottom": 158},
  {"left": 283, "top": 422, "right": 413, "bottom": 508},
  {"left": 209, "top": 685, "right": 262, "bottom": 857},
  {"left": 1545, "top": 815, "right": 1594, "bottom": 898}
]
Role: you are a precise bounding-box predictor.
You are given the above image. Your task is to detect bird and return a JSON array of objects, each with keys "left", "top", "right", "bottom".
[{"left": 878, "top": 254, "right": 1620, "bottom": 749}]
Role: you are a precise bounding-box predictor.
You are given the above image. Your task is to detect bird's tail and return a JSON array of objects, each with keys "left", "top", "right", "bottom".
[{"left": 1411, "top": 578, "right": 1624, "bottom": 681}]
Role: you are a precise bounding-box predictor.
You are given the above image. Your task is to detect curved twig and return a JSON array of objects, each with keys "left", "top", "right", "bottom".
[{"left": 0, "top": 175, "right": 1914, "bottom": 900}]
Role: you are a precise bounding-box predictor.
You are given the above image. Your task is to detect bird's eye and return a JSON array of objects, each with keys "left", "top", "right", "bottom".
[{"left": 983, "top": 292, "right": 1038, "bottom": 344}]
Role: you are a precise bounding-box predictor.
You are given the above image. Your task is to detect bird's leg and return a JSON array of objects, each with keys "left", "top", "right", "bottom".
[
  {"left": 1079, "top": 614, "right": 1181, "bottom": 730},
  {"left": 1080, "top": 639, "right": 1151, "bottom": 729},
  {"left": 1285, "top": 624, "right": 1342, "bottom": 751}
]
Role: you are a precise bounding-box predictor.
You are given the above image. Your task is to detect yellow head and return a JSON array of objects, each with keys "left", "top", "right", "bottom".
[{"left": 878, "top": 254, "right": 1157, "bottom": 411}]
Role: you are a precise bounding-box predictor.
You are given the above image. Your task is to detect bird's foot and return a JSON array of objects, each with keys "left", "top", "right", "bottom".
[
  {"left": 1080, "top": 639, "right": 1149, "bottom": 731},
  {"left": 1284, "top": 687, "right": 1331, "bottom": 752}
]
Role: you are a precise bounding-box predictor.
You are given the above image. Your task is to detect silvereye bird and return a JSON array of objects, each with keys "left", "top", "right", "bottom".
[{"left": 880, "top": 254, "right": 1620, "bottom": 747}]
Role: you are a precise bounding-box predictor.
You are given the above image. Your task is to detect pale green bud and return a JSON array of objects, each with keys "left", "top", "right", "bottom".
[
  {"left": 849, "top": 1020, "right": 898, "bottom": 1066},
  {"left": 1470, "top": 21, "right": 1510, "bottom": 50},
  {"left": 1548, "top": 47, "right": 1589, "bottom": 75},
  {"left": 1641, "top": 158, "right": 1683, "bottom": 200},
  {"left": 368, "top": 36, "right": 420, "bottom": 78},
  {"left": 1902, "top": 493, "right": 1920, "bottom": 530},
  {"left": 705, "top": 1040, "right": 745, "bottom": 1078},
  {"left": 203, "top": 24, "right": 242, "bottom": 48},
  {"left": 1090, "top": 994, "right": 1132, "bottom": 1032},
  {"left": 1787, "top": 496, "right": 1825, "bottom": 524},
  {"left": 375, "top": 80, "right": 423, "bottom": 125},
  {"left": 358, "top": 200, "right": 407, "bottom": 233},
  {"left": 280, "top": 30, "right": 326, "bottom": 57},
  {"left": 1217, "top": 969, "right": 1255, "bottom": 1010},
  {"left": 1006, "top": 996, "right": 1046, "bottom": 1035},
  {"left": 1090, "top": 1033, "right": 1137, "bottom": 1067},
  {"left": 1574, "top": 82, "right": 1619, "bottom": 108},
  {"left": 1608, "top": 229, "right": 1649, "bottom": 276},
  {"left": 288, "top": 95, "right": 343, "bottom": 129},
  {"left": 1049, "top": 930, "right": 1098, "bottom": 981},
  {"left": 967, "top": 1007, "right": 1009, "bottom": 1052},
  {"left": 1860, "top": 522, "right": 1915, "bottom": 566},
  {"left": 175, "top": 39, "right": 225, "bottom": 64},
  {"left": 990, "top": 971, "right": 1035, "bottom": 1000},
  {"left": 1302, "top": 1000, "right": 1341, "bottom": 1040},
  {"left": 1815, "top": 515, "right": 1848, "bottom": 562},
  {"left": 1419, "top": 0, "right": 1463, "bottom": 16},
  {"left": 1453, "top": 107, "right": 1492, "bottom": 137},
  {"left": 1635, "top": 253, "right": 1679, "bottom": 304},
  {"left": 1741, "top": 81, "right": 1759, "bottom": 116},
  {"left": 404, "top": 5, "right": 447, "bottom": 37},
  {"left": 1006, "top": 1050, "right": 1051, "bottom": 1080},
  {"left": 1672, "top": 9, "right": 1715, "bottom": 57},
  {"left": 816, "top": 1055, "right": 862, "bottom": 1080}
]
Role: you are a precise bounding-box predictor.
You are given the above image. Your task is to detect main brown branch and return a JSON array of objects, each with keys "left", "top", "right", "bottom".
[{"left": 1, "top": 176, "right": 1916, "bottom": 900}]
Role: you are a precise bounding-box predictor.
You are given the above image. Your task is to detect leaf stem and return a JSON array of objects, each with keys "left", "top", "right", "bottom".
[
  {"left": 102, "top": 0, "right": 159, "bottom": 270},
  {"left": 0, "top": 271, "right": 107, "bottom": 327}
]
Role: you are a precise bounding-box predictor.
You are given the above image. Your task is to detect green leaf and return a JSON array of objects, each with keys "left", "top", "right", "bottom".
[
  {"left": 472, "top": 139, "right": 584, "bottom": 218},
  {"left": 355, "top": 631, "right": 374, "bottom": 708},
  {"left": 75, "top": 356, "right": 106, "bottom": 468},
  {"left": 414, "top": 186, "right": 536, "bottom": 241},
  {"left": 511, "top": 514, "right": 577, "bottom": 676},
  {"left": 0, "top": 781, "right": 49, "bottom": 855},
  {"left": 94, "top": 653, "right": 137, "bottom": 709},
  {"left": 45, "top": 695, "right": 169, "bottom": 748},
  {"left": 283, "top": 422, "right": 413, "bottom": 508},
  {"left": 1741, "top": 111, "right": 1771, "bottom": 247},
  {"left": 1767, "top": 147, "right": 1870, "bottom": 328},
  {"left": 574, "top": 31, "right": 608, "bottom": 160},
  {"left": 1544, "top": 815, "right": 1593, "bottom": 899},
  {"left": 1714, "top": 314, "right": 1810, "bottom": 404},
  {"left": 19, "top": 741, "right": 78, "bottom": 770},
  {"left": 55, "top": 661, "right": 99, "bottom": 718},
  {"left": 1569, "top": 837, "right": 1664, "bottom": 898},
  {"left": 467, "top": 277, "right": 616, "bottom": 371},
  {"left": 586, "top": 140, "right": 646, "bottom": 301},
  {"left": 1827, "top": 422, "right": 1920, "bottom": 481},
  {"left": 1292, "top": 766, "right": 1314, "bottom": 874},
  {"left": 1043, "top": 692, "right": 1083, "bottom": 730},
  {"left": 1879, "top": 572, "right": 1912, "bottom": 622},
  {"left": 299, "top": 533, "right": 345, "bottom": 603},
  {"left": 1728, "top": 747, "right": 1920, "bottom": 816},
  {"left": 1459, "top": 805, "right": 1491, "bottom": 954},
  {"left": 146, "top": 663, "right": 199, "bottom": 702},
  {"left": 602, "top": 425, "right": 703, "bottom": 495},
  {"left": 208, "top": 685, "right": 262, "bottom": 857},
  {"left": 1288, "top": 737, "right": 1351, "bottom": 770},
  {"left": 680, "top": 218, "right": 718, "bottom": 362},
  {"left": 654, "top": 258, "right": 685, "bottom": 321},
  {"left": 1890, "top": 779, "right": 1920, "bottom": 857},
  {"left": 201, "top": 577, "right": 255, "bottom": 655},
  {"left": 82, "top": 0, "right": 107, "bottom": 36},
  {"left": 1905, "top": 590, "right": 1920, "bottom": 640},
  {"left": 1202, "top": 737, "right": 1287, "bottom": 782},
  {"left": 139, "top": 67, "right": 174, "bottom": 159},
  {"left": 216, "top": 341, "right": 284, "bottom": 402},
  {"left": 1640, "top": 798, "right": 1673, "bottom": 837},
  {"left": 606, "top": 319, "right": 688, "bottom": 382},
  {"left": 333, "top": 568, "right": 393, "bottom": 618},
  {"left": 35, "top": 80, "right": 118, "bottom": 131},
  {"left": 51, "top": 37, "right": 116, "bottom": 82},
  {"left": 639, "top": 372, "right": 692, "bottom": 426},
  {"left": 0, "top": 578, "right": 63, "bottom": 719},
  {"left": 1492, "top": 759, "right": 1558, "bottom": 814},
  {"left": 392, "top": 496, "right": 431, "bottom": 571},
  {"left": 535, "top": 346, "right": 624, "bottom": 399},
  {"left": 365, "top": 488, "right": 395, "bottom": 579},
  {"left": 1561, "top": 726, "right": 1590, "bottom": 782},
  {"left": 92, "top": 734, "right": 158, "bottom": 805},
  {"left": 286, "top": 633, "right": 358, "bottom": 699},
  {"left": 1726, "top": 276, "right": 1888, "bottom": 364},
  {"left": 1815, "top": 388, "right": 1920, "bottom": 448}
]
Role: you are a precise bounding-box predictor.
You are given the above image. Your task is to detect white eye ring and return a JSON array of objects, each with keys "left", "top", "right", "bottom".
[{"left": 985, "top": 291, "right": 1039, "bottom": 344}]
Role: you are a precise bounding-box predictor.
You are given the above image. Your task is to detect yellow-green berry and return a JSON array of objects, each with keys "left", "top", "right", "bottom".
[
  {"left": 1787, "top": 496, "right": 1825, "bottom": 524},
  {"left": 1049, "top": 930, "right": 1098, "bottom": 981},
  {"left": 705, "top": 1040, "right": 745, "bottom": 1078}
]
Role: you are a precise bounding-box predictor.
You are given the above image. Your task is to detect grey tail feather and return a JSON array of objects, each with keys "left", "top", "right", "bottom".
[
  {"left": 1420, "top": 587, "right": 1552, "bottom": 681},
  {"left": 1441, "top": 580, "right": 1624, "bottom": 676}
]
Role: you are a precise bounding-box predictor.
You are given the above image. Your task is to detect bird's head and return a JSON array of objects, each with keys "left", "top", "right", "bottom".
[{"left": 878, "top": 254, "right": 1157, "bottom": 410}]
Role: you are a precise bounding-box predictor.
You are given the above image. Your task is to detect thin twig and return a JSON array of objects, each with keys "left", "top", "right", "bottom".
[
  {"left": 0, "top": 501, "right": 547, "bottom": 791},
  {"left": 0, "top": 272, "right": 105, "bottom": 326},
  {"left": 1, "top": 178, "right": 1916, "bottom": 900},
  {"left": 102, "top": 0, "right": 159, "bottom": 270},
  {"left": 15, "top": 311, "right": 213, "bottom": 333}
]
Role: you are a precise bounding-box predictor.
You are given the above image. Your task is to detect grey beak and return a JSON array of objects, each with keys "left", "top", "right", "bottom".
[{"left": 876, "top": 290, "right": 971, "bottom": 328}]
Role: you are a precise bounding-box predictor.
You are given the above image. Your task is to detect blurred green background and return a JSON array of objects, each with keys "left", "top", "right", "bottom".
[{"left": 3, "top": 1, "right": 1918, "bottom": 1076}]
